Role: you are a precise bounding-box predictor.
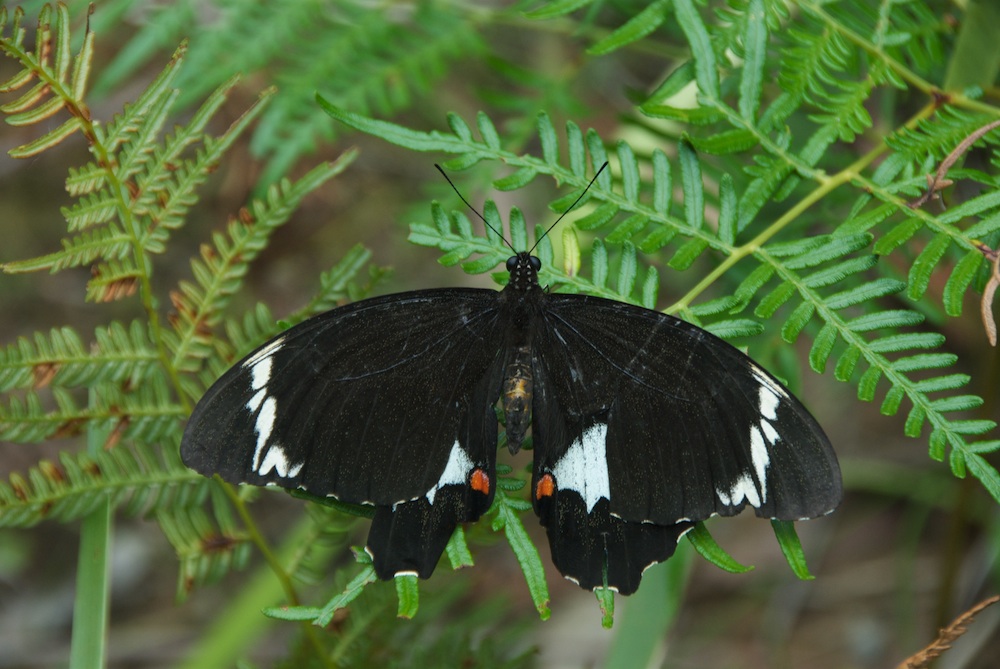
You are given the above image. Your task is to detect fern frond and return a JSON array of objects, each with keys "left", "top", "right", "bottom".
[
  {"left": 61, "top": 191, "right": 120, "bottom": 232},
  {"left": 3, "top": 220, "right": 134, "bottom": 275},
  {"left": 158, "top": 485, "right": 252, "bottom": 598},
  {"left": 167, "top": 154, "right": 357, "bottom": 380},
  {"left": 96, "top": 42, "right": 187, "bottom": 155},
  {"left": 0, "top": 3, "right": 94, "bottom": 155},
  {"left": 286, "top": 243, "right": 381, "bottom": 323},
  {"left": 92, "top": 2, "right": 483, "bottom": 185},
  {"left": 133, "top": 82, "right": 273, "bottom": 254},
  {"left": 257, "top": 3, "right": 482, "bottom": 182},
  {"left": 85, "top": 258, "right": 142, "bottom": 303},
  {"left": 586, "top": 0, "right": 672, "bottom": 55},
  {"left": 0, "top": 439, "right": 205, "bottom": 529},
  {"left": 2, "top": 54, "right": 275, "bottom": 325},
  {"left": 749, "top": 237, "right": 1000, "bottom": 500},
  {"left": 324, "top": 104, "right": 731, "bottom": 270},
  {"left": 523, "top": 0, "right": 597, "bottom": 19},
  {"left": 0, "top": 373, "right": 184, "bottom": 444},
  {"left": 887, "top": 107, "right": 1000, "bottom": 164},
  {"left": 0, "top": 321, "right": 157, "bottom": 393}
]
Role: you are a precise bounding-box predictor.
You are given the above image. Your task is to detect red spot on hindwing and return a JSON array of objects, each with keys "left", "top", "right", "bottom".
[
  {"left": 470, "top": 468, "right": 491, "bottom": 496},
  {"left": 535, "top": 473, "right": 555, "bottom": 500}
]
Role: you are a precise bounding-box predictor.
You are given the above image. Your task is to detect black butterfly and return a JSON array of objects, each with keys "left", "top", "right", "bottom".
[{"left": 181, "top": 173, "right": 841, "bottom": 596}]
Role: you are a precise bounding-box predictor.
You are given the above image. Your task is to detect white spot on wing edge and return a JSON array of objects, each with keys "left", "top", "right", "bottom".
[
  {"left": 363, "top": 546, "right": 422, "bottom": 577},
  {"left": 551, "top": 423, "right": 610, "bottom": 513},
  {"left": 635, "top": 523, "right": 696, "bottom": 580},
  {"left": 256, "top": 442, "right": 303, "bottom": 478},
  {"left": 718, "top": 375, "right": 784, "bottom": 511},
  {"left": 750, "top": 365, "right": 790, "bottom": 400},
  {"left": 425, "top": 440, "right": 473, "bottom": 505},
  {"left": 251, "top": 399, "right": 304, "bottom": 480},
  {"left": 716, "top": 472, "right": 761, "bottom": 508}
]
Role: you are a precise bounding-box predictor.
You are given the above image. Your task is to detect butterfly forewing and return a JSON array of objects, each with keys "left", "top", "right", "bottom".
[{"left": 182, "top": 289, "right": 506, "bottom": 506}]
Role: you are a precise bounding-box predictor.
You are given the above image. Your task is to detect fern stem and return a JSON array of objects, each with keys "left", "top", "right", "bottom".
[
  {"left": 90, "top": 49, "right": 195, "bottom": 417},
  {"left": 219, "top": 481, "right": 336, "bottom": 666},
  {"left": 665, "top": 171, "right": 839, "bottom": 313},
  {"left": 222, "top": 483, "right": 298, "bottom": 602},
  {"left": 220, "top": 482, "right": 304, "bottom": 601}
]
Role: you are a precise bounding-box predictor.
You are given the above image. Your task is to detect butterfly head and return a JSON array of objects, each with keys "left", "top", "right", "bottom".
[{"left": 506, "top": 252, "right": 542, "bottom": 292}]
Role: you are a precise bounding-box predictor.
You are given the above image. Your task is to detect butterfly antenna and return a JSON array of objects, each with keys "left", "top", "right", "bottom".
[
  {"left": 435, "top": 164, "right": 517, "bottom": 254},
  {"left": 528, "top": 161, "right": 609, "bottom": 254}
]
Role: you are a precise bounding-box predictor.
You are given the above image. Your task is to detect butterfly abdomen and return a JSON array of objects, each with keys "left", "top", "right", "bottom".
[{"left": 502, "top": 343, "right": 532, "bottom": 454}]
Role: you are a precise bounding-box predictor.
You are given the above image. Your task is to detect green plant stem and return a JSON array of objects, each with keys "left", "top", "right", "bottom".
[{"left": 84, "top": 61, "right": 195, "bottom": 417}]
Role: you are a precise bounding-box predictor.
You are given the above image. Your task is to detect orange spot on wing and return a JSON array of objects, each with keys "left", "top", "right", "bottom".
[
  {"left": 470, "top": 469, "right": 491, "bottom": 495},
  {"left": 535, "top": 473, "right": 555, "bottom": 500}
]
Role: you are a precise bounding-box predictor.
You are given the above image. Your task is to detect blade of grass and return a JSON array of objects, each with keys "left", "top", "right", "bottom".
[{"left": 69, "top": 398, "right": 113, "bottom": 669}]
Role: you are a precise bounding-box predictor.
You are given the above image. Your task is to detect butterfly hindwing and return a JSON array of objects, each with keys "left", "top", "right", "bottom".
[
  {"left": 366, "top": 362, "right": 503, "bottom": 578},
  {"left": 528, "top": 293, "right": 840, "bottom": 590},
  {"left": 534, "top": 494, "right": 694, "bottom": 594}
]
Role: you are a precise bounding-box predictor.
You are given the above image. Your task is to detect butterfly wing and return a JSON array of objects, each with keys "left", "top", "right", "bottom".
[
  {"left": 529, "top": 293, "right": 841, "bottom": 592},
  {"left": 181, "top": 289, "right": 507, "bottom": 579}
]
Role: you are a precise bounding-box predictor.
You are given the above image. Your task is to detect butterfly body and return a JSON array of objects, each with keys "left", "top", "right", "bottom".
[{"left": 182, "top": 251, "right": 840, "bottom": 594}]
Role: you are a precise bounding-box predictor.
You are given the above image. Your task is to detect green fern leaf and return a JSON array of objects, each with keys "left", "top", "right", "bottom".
[
  {"left": 738, "top": 0, "right": 767, "bottom": 121},
  {"left": 523, "top": 0, "right": 595, "bottom": 20},
  {"left": 673, "top": 0, "right": 720, "bottom": 99}
]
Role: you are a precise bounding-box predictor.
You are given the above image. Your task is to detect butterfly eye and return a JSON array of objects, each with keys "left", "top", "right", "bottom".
[
  {"left": 506, "top": 256, "right": 518, "bottom": 271},
  {"left": 529, "top": 256, "right": 541, "bottom": 272}
]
